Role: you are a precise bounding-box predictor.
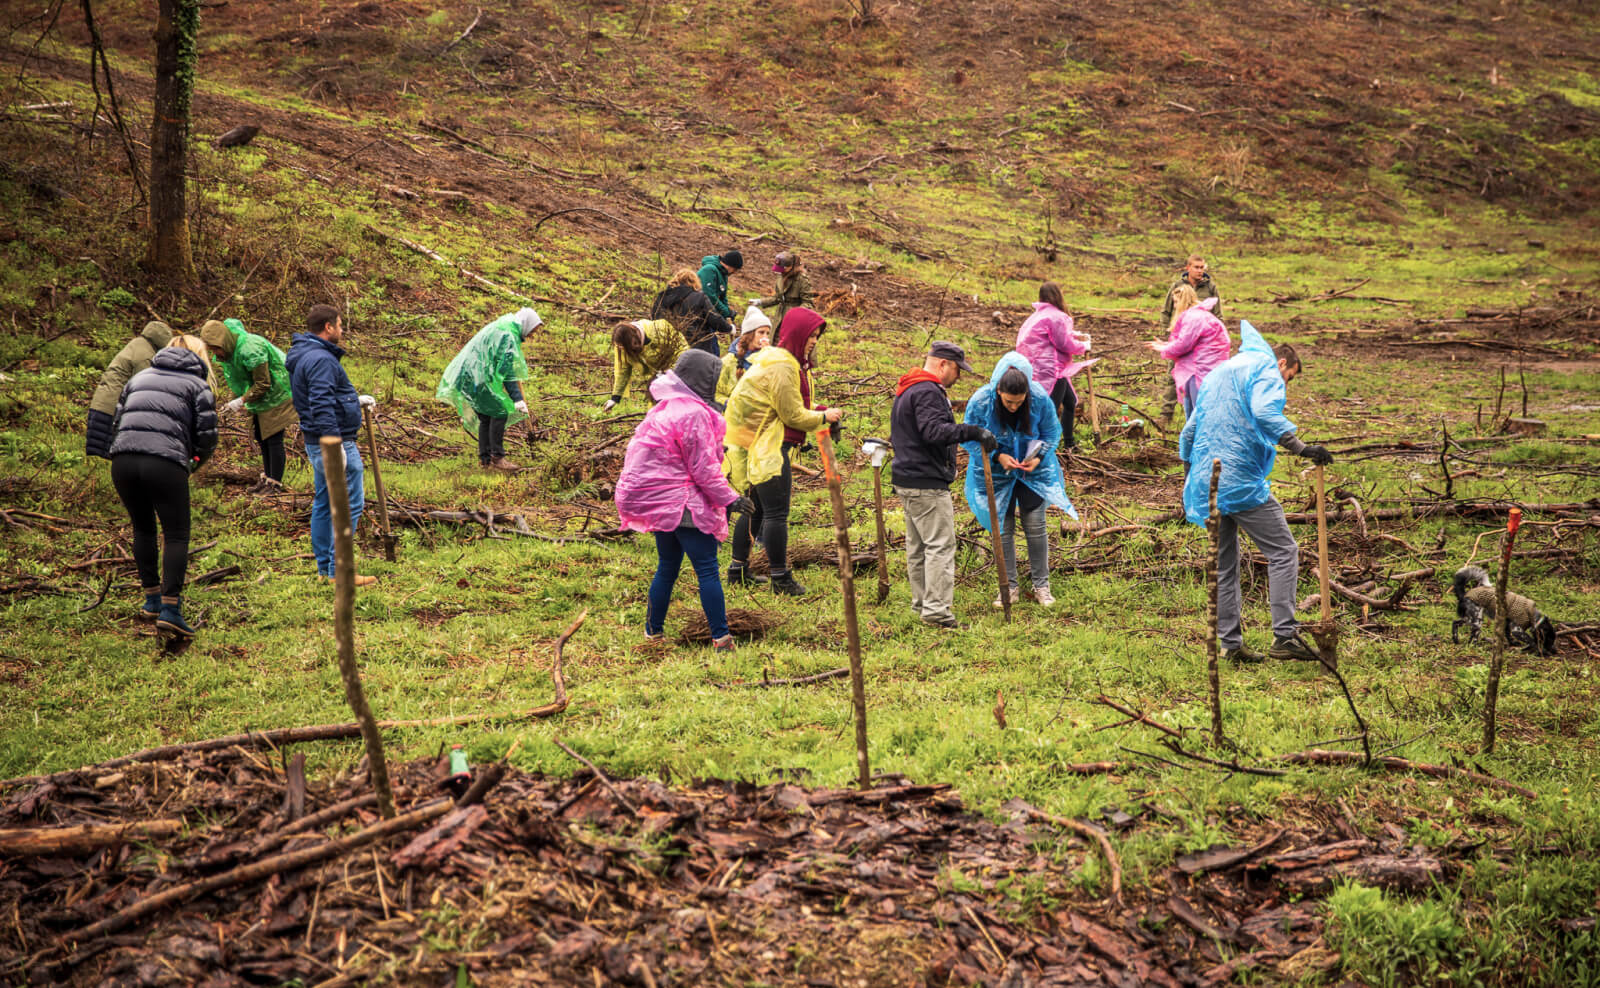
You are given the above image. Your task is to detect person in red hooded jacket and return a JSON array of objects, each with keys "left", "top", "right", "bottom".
[{"left": 723, "top": 307, "right": 843, "bottom": 596}]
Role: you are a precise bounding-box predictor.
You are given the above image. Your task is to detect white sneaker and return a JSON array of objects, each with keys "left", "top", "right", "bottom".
[
  {"left": 992, "top": 586, "right": 1020, "bottom": 609},
  {"left": 1033, "top": 586, "right": 1056, "bottom": 607}
]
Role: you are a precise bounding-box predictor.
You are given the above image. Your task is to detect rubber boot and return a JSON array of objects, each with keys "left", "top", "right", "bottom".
[
  {"left": 769, "top": 571, "right": 806, "bottom": 596},
  {"left": 155, "top": 595, "right": 196, "bottom": 638},
  {"left": 727, "top": 561, "right": 769, "bottom": 586},
  {"left": 138, "top": 587, "right": 161, "bottom": 622}
]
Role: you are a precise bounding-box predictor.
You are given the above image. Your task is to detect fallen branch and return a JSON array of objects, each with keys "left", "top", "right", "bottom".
[
  {"left": 1275, "top": 750, "right": 1536, "bottom": 799},
  {"left": 1093, "top": 695, "right": 1184, "bottom": 740},
  {"left": 552, "top": 738, "right": 638, "bottom": 816},
  {"left": 1329, "top": 578, "right": 1414, "bottom": 611},
  {"left": 1024, "top": 806, "right": 1122, "bottom": 900},
  {"left": 713, "top": 667, "right": 849, "bottom": 689},
  {"left": 0, "top": 819, "right": 183, "bottom": 857},
  {"left": 435, "top": 6, "right": 481, "bottom": 57}
]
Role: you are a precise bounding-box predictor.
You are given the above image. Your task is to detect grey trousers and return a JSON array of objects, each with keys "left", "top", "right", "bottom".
[
  {"left": 1217, "top": 499, "right": 1300, "bottom": 648},
  {"left": 1001, "top": 500, "right": 1050, "bottom": 589},
  {"left": 897, "top": 486, "right": 956, "bottom": 623}
]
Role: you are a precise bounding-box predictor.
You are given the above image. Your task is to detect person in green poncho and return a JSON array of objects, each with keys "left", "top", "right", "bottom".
[
  {"left": 437, "top": 308, "right": 542, "bottom": 471},
  {"left": 199, "top": 318, "right": 297, "bottom": 492}
]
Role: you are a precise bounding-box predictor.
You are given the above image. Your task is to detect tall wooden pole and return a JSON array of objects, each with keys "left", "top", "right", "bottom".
[
  {"left": 1206, "top": 458, "right": 1223, "bottom": 745},
  {"left": 1083, "top": 365, "right": 1102, "bottom": 445},
  {"left": 817, "top": 430, "right": 870, "bottom": 789},
  {"left": 1483, "top": 507, "right": 1522, "bottom": 755},
  {"left": 320, "top": 436, "right": 395, "bottom": 818},
  {"left": 1314, "top": 465, "right": 1332, "bottom": 626},
  {"left": 980, "top": 451, "right": 1011, "bottom": 622},
  {"left": 362, "top": 406, "right": 397, "bottom": 562}
]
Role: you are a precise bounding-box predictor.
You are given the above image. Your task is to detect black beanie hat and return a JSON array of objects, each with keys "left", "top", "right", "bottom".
[{"left": 721, "top": 250, "right": 743, "bottom": 270}]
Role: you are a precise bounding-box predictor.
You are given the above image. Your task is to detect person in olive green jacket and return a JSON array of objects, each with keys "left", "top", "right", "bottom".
[
  {"left": 751, "top": 250, "right": 817, "bottom": 328},
  {"left": 200, "top": 318, "right": 298, "bottom": 491},
  {"left": 86, "top": 320, "right": 174, "bottom": 460},
  {"left": 603, "top": 319, "right": 687, "bottom": 411}
]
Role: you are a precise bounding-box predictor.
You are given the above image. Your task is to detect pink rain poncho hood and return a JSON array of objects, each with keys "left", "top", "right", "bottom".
[
  {"left": 614, "top": 370, "right": 740, "bottom": 540},
  {"left": 1158, "top": 297, "right": 1230, "bottom": 396},
  {"left": 1015, "top": 301, "right": 1091, "bottom": 397}
]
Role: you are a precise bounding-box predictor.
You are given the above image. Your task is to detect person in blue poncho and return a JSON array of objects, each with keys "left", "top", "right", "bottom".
[
  {"left": 1179, "top": 322, "right": 1334, "bottom": 664},
  {"left": 962, "top": 352, "right": 1078, "bottom": 609}
]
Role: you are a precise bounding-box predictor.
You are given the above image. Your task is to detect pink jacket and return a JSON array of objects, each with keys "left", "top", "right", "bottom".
[
  {"left": 615, "top": 372, "right": 739, "bottom": 540},
  {"left": 1015, "top": 302, "right": 1088, "bottom": 394},
  {"left": 1158, "top": 297, "right": 1230, "bottom": 395}
]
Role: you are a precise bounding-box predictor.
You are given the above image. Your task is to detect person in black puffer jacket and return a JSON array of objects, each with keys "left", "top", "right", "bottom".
[
  {"left": 108, "top": 336, "right": 218, "bottom": 639},
  {"left": 650, "top": 268, "right": 733, "bottom": 357}
]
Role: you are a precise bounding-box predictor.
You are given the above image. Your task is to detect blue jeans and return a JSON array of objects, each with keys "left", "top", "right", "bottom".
[
  {"left": 306, "top": 440, "right": 366, "bottom": 577},
  {"left": 648, "top": 527, "right": 728, "bottom": 640}
]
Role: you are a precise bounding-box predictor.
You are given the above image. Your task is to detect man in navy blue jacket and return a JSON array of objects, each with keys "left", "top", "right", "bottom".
[{"left": 286, "top": 304, "right": 377, "bottom": 587}]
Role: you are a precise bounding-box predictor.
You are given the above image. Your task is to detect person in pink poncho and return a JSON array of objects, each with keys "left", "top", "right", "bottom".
[
  {"left": 1147, "top": 290, "right": 1230, "bottom": 420},
  {"left": 1014, "top": 282, "right": 1093, "bottom": 449},
  {"left": 614, "top": 350, "right": 753, "bottom": 652}
]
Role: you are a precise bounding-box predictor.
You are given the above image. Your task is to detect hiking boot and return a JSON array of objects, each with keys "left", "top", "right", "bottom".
[
  {"left": 921, "top": 616, "right": 968, "bottom": 631},
  {"left": 1223, "top": 643, "right": 1266, "bottom": 664},
  {"left": 246, "top": 475, "right": 267, "bottom": 494},
  {"left": 992, "top": 586, "right": 1021, "bottom": 610},
  {"left": 727, "top": 562, "right": 769, "bottom": 586},
  {"left": 769, "top": 571, "right": 807, "bottom": 596},
  {"left": 257, "top": 477, "right": 285, "bottom": 494},
  {"left": 488, "top": 457, "right": 520, "bottom": 472},
  {"left": 1269, "top": 636, "right": 1320, "bottom": 662},
  {"left": 138, "top": 587, "right": 161, "bottom": 622},
  {"left": 1032, "top": 585, "right": 1056, "bottom": 608},
  {"left": 155, "top": 597, "right": 195, "bottom": 638},
  {"left": 712, "top": 634, "right": 736, "bottom": 653}
]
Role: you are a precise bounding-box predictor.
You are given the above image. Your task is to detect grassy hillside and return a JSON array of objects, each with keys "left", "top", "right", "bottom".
[{"left": 2, "top": 0, "right": 1599, "bottom": 983}]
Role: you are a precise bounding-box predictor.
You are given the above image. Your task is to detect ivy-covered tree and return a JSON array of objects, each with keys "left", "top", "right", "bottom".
[{"left": 148, "top": 0, "right": 198, "bottom": 282}]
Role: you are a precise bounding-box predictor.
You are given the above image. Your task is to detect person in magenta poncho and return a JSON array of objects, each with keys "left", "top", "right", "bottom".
[
  {"left": 615, "top": 350, "right": 752, "bottom": 653},
  {"left": 1014, "top": 282, "right": 1092, "bottom": 449},
  {"left": 1147, "top": 293, "right": 1230, "bottom": 419}
]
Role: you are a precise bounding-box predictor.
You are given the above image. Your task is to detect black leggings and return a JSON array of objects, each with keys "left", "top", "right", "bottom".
[
  {"left": 731, "top": 442, "right": 794, "bottom": 574},
  {"left": 478, "top": 414, "right": 508, "bottom": 463},
  {"left": 253, "top": 417, "right": 285, "bottom": 482},
  {"left": 111, "top": 454, "right": 191, "bottom": 596},
  {"left": 1050, "top": 378, "right": 1078, "bottom": 448}
]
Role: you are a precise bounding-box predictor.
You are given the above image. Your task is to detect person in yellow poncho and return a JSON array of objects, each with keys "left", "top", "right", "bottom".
[
  {"left": 602, "top": 319, "right": 684, "bottom": 412},
  {"left": 722, "top": 307, "right": 843, "bottom": 596}
]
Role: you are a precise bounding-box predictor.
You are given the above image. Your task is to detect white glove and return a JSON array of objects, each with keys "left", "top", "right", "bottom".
[
  {"left": 223, "top": 397, "right": 245, "bottom": 415},
  {"left": 358, "top": 394, "right": 376, "bottom": 408},
  {"left": 601, "top": 398, "right": 618, "bottom": 413},
  {"left": 748, "top": 297, "right": 762, "bottom": 306},
  {"left": 1077, "top": 334, "right": 1092, "bottom": 352},
  {"left": 513, "top": 400, "right": 529, "bottom": 415}
]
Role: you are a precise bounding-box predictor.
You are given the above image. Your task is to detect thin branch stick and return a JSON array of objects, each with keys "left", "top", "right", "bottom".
[
  {"left": 713, "top": 667, "right": 849, "bottom": 689},
  {"left": 1093, "top": 695, "right": 1184, "bottom": 740},
  {"left": 1276, "top": 750, "right": 1536, "bottom": 799},
  {"left": 1206, "top": 459, "right": 1223, "bottom": 744},
  {"left": 1158, "top": 739, "right": 1287, "bottom": 777},
  {"left": 1484, "top": 510, "right": 1522, "bottom": 754},
  {"left": 435, "top": 7, "right": 482, "bottom": 57},
  {"left": 1024, "top": 807, "right": 1122, "bottom": 900},
  {"left": 552, "top": 738, "right": 638, "bottom": 816}
]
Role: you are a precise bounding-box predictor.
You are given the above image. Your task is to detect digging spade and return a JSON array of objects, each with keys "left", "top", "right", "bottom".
[
  {"left": 1303, "top": 463, "right": 1337, "bottom": 667},
  {"left": 979, "top": 442, "right": 1011, "bottom": 623},
  {"left": 861, "top": 437, "right": 893, "bottom": 604},
  {"left": 362, "top": 406, "right": 397, "bottom": 562}
]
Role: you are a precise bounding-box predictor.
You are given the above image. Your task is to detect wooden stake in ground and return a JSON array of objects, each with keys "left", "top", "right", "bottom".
[
  {"left": 362, "top": 405, "right": 397, "bottom": 562},
  {"left": 1305, "top": 463, "right": 1340, "bottom": 667},
  {"left": 862, "top": 438, "right": 893, "bottom": 604},
  {"left": 979, "top": 445, "right": 1011, "bottom": 622},
  {"left": 817, "top": 430, "right": 871, "bottom": 789},
  {"left": 1483, "top": 507, "right": 1522, "bottom": 755},
  {"left": 321, "top": 436, "right": 395, "bottom": 819},
  {"left": 1206, "top": 458, "right": 1224, "bottom": 745},
  {"left": 1083, "top": 364, "right": 1102, "bottom": 445}
]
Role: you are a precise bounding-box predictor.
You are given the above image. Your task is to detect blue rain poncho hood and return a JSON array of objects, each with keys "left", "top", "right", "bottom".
[
  {"left": 1179, "top": 321, "right": 1297, "bottom": 525},
  {"left": 435, "top": 310, "right": 538, "bottom": 434},
  {"left": 960, "top": 351, "right": 1077, "bottom": 530}
]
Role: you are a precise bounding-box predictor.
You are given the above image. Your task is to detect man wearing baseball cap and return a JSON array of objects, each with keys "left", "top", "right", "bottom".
[{"left": 890, "top": 341, "right": 996, "bottom": 630}]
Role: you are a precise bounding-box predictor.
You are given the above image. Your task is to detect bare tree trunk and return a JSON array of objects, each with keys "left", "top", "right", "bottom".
[{"left": 148, "top": 0, "right": 198, "bottom": 282}]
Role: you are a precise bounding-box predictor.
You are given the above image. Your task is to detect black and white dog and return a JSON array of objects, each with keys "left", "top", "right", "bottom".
[{"left": 1451, "top": 565, "right": 1558, "bottom": 656}]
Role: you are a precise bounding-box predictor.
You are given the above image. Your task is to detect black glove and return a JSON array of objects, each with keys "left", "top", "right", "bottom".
[
  {"left": 1301, "top": 444, "right": 1333, "bottom": 466},
  {"left": 727, "top": 495, "right": 756, "bottom": 519},
  {"left": 976, "top": 428, "right": 998, "bottom": 453}
]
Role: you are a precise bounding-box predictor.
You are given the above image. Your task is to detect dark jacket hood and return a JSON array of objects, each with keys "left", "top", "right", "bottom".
[
  {"left": 150, "top": 346, "right": 210, "bottom": 379},
  {"left": 672, "top": 349, "right": 722, "bottom": 406}
]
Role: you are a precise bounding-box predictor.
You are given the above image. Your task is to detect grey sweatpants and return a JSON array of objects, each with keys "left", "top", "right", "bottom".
[
  {"left": 897, "top": 486, "right": 956, "bottom": 624},
  {"left": 1217, "top": 498, "right": 1300, "bottom": 648}
]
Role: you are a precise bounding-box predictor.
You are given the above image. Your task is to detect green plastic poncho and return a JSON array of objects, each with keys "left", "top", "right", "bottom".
[
  {"left": 436, "top": 308, "right": 541, "bottom": 435},
  {"left": 215, "top": 318, "right": 291, "bottom": 415}
]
